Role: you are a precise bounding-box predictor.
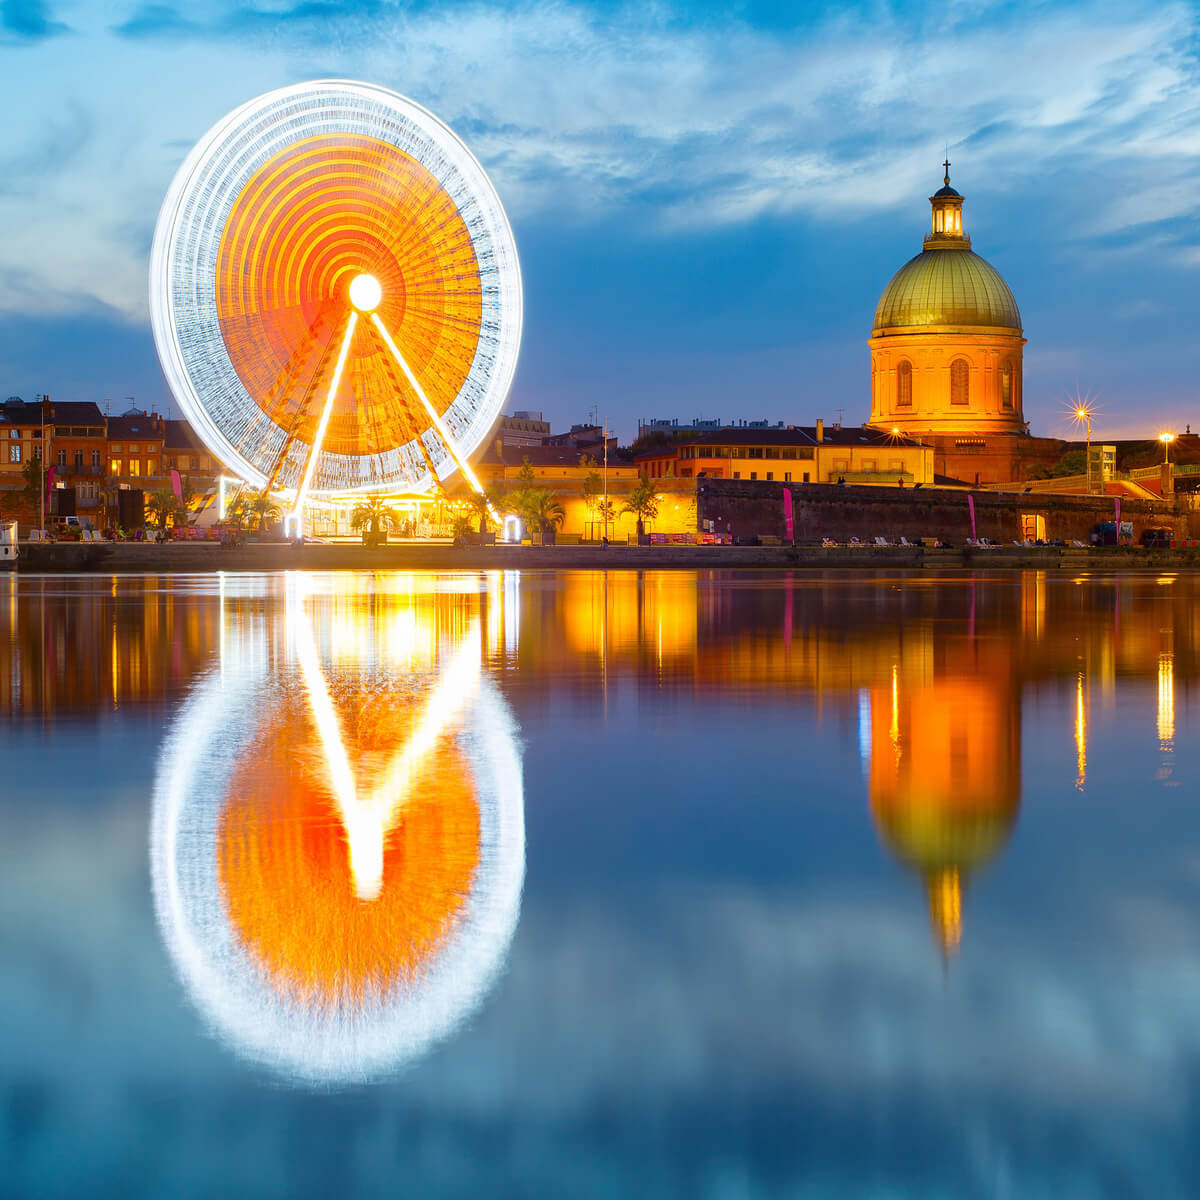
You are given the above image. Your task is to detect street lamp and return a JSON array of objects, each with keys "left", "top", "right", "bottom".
[{"left": 1160, "top": 431, "right": 1176, "bottom": 464}]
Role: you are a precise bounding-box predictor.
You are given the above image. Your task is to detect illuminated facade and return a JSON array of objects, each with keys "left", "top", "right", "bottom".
[{"left": 150, "top": 80, "right": 522, "bottom": 515}]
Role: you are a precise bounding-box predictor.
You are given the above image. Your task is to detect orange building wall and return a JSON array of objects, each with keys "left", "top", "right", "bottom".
[{"left": 869, "top": 329, "right": 1026, "bottom": 439}]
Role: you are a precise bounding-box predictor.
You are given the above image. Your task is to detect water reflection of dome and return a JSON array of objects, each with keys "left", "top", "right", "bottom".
[
  {"left": 151, "top": 577, "right": 524, "bottom": 1084},
  {"left": 867, "top": 675, "right": 1020, "bottom": 958}
]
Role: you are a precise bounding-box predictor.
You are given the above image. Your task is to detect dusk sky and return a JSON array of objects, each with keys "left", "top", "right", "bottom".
[{"left": 0, "top": 0, "right": 1195, "bottom": 441}]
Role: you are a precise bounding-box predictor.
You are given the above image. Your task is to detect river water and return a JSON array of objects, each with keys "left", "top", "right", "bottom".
[{"left": 2, "top": 568, "right": 1198, "bottom": 1198}]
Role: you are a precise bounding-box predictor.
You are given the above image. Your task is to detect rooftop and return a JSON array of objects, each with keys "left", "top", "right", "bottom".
[{"left": 635, "top": 425, "right": 927, "bottom": 455}]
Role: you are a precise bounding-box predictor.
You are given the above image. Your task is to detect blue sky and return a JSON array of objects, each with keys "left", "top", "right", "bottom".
[{"left": 0, "top": 0, "right": 1196, "bottom": 440}]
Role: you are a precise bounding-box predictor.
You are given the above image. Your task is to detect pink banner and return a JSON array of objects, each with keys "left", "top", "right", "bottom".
[
  {"left": 170, "top": 468, "right": 183, "bottom": 503},
  {"left": 967, "top": 492, "right": 977, "bottom": 542},
  {"left": 782, "top": 487, "right": 794, "bottom": 541}
]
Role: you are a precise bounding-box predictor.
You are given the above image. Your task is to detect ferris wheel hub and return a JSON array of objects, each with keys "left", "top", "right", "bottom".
[{"left": 348, "top": 272, "right": 382, "bottom": 313}]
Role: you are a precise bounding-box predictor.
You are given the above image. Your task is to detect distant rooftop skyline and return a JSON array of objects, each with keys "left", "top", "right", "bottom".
[{"left": 0, "top": 0, "right": 1195, "bottom": 443}]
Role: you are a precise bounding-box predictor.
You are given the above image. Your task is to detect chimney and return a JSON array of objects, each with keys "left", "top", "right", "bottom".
[{"left": 815, "top": 418, "right": 824, "bottom": 443}]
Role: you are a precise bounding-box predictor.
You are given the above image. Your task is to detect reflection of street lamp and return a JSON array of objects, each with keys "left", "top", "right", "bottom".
[{"left": 1160, "top": 431, "right": 1176, "bottom": 464}]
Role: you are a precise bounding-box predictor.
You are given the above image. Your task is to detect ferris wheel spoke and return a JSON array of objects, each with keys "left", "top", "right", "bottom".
[
  {"left": 371, "top": 313, "right": 498, "bottom": 521},
  {"left": 290, "top": 310, "right": 358, "bottom": 523}
]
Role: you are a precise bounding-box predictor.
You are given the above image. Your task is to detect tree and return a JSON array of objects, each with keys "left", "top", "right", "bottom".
[
  {"left": 145, "top": 488, "right": 177, "bottom": 533},
  {"left": 350, "top": 494, "right": 399, "bottom": 542},
  {"left": 596, "top": 498, "right": 615, "bottom": 538},
  {"left": 20, "top": 451, "right": 42, "bottom": 516},
  {"left": 582, "top": 468, "right": 602, "bottom": 536},
  {"left": 522, "top": 488, "right": 565, "bottom": 533},
  {"left": 248, "top": 492, "right": 282, "bottom": 532},
  {"left": 621, "top": 475, "right": 660, "bottom": 538},
  {"left": 517, "top": 455, "right": 536, "bottom": 488},
  {"left": 174, "top": 479, "right": 198, "bottom": 526}
]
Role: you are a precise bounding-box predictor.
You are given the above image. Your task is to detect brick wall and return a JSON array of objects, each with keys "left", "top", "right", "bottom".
[{"left": 697, "top": 478, "right": 1188, "bottom": 544}]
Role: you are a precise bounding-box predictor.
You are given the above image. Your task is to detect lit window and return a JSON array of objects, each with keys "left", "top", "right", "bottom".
[
  {"left": 129, "top": 460, "right": 141, "bottom": 477},
  {"left": 147, "top": 459, "right": 158, "bottom": 475},
  {"left": 111, "top": 460, "right": 121, "bottom": 474},
  {"left": 9, "top": 445, "right": 19, "bottom": 463},
  {"left": 897, "top": 360, "right": 912, "bottom": 407},
  {"left": 950, "top": 358, "right": 970, "bottom": 405}
]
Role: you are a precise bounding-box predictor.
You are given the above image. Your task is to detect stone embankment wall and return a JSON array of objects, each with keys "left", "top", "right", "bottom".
[
  {"left": 697, "top": 478, "right": 1190, "bottom": 545},
  {"left": 16, "top": 539, "right": 1200, "bottom": 573}
]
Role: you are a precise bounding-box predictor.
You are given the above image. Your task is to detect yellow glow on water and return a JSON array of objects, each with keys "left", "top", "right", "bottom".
[
  {"left": 1158, "top": 653, "right": 1175, "bottom": 749},
  {"left": 1075, "top": 673, "right": 1087, "bottom": 790}
]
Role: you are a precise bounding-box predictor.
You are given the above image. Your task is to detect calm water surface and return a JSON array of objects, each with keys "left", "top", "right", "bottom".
[{"left": 3, "top": 568, "right": 1199, "bottom": 1198}]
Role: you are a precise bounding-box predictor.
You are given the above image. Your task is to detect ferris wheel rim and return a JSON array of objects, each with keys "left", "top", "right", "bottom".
[{"left": 149, "top": 79, "right": 523, "bottom": 498}]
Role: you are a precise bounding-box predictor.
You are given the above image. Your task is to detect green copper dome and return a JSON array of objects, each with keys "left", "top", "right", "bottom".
[{"left": 874, "top": 248, "right": 1021, "bottom": 333}]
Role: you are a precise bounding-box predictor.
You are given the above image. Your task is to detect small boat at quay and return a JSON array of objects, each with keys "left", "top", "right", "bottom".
[{"left": 0, "top": 521, "right": 18, "bottom": 569}]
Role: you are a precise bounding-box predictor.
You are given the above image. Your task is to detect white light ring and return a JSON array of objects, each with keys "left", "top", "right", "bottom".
[
  {"left": 150, "top": 645, "right": 525, "bottom": 1084},
  {"left": 150, "top": 80, "right": 523, "bottom": 495}
]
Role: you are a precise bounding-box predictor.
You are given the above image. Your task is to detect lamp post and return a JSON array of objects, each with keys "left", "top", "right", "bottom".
[
  {"left": 1077, "top": 406, "right": 1093, "bottom": 494},
  {"left": 602, "top": 419, "right": 609, "bottom": 542},
  {"left": 1160, "top": 431, "right": 1176, "bottom": 464}
]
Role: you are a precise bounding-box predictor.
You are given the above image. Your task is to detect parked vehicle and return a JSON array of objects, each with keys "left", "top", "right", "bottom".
[{"left": 1140, "top": 527, "right": 1173, "bottom": 548}]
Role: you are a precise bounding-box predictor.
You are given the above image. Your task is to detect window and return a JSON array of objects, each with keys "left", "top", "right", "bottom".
[
  {"left": 111, "top": 443, "right": 122, "bottom": 453},
  {"left": 110, "top": 460, "right": 121, "bottom": 475},
  {"left": 8, "top": 445, "right": 19, "bottom": 464},
  {"left": 803, "top": 472, "right": 810, "bottom": 483},
  {"left": 91, "top": 450, "right": 100, "bottom": 468},
  {"left": 784, "top": 472, "right": 792, "bottom": 482},
  {"left": 1001, "top": 360, "right": 1014, "bottom": 409},
  {"left": 129, "top": 460, "right": 140, "bottom": 477},
  {"left": 74, "top": 451, "right": 83, "bottom": 471},
  {"left": 950, "top": 358, "right": 969, "bottom": 405},
  {"left": 128, "top": 444, "right": 140, "bottom": 454},
  {"left": 147, "top": 459, "right": 158, "bottom": 475},
  {"left": 56, "top": 450, "right": 66, "bottom": 467},
  {"left": 897, "top": 360, "right": 912, "bottom": 407},
  {"left": 7, "top": 430, "right": 16, "bottom": 439},
  {"left": 889, "top": 460, "right": 904, "bottom": 472},
  {"left": 733, "top": 471, "right": 741, "bottom": 480},
  {"left": 863, "top": 460, "right": 877, "bottom": 473},
  {"left": 749, "top": 471, "right": 757, "bottom": 480},
  {"left": 766, "top": 472, "right": 773, "bottom": 481}
]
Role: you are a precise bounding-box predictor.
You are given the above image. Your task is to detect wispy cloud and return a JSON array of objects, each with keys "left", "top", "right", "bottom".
[{"left": 0, "top": 0, "right": 67, "bottom": 42}]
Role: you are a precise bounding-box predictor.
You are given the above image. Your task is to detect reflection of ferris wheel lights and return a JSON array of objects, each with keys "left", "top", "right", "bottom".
[{"left": 348, "top": 272, "right": 382, "bottom": 312}]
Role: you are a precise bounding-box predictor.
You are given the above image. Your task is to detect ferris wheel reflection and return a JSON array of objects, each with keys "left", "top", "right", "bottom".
[{"left": 151, "top": 574, "right": 525, "bottom": 1085}]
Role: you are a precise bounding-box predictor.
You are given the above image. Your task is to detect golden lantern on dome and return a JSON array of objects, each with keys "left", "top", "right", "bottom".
[{"left": 867, "top": 672, "right": 1020, "bottom": 958}]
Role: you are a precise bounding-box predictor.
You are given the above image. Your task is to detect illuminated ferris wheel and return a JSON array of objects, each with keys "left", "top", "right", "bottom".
[{"left": 149, "top": 80, "right": 522, "bottom": 521}]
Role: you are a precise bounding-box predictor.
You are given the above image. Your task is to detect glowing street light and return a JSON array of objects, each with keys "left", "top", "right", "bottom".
[{"left": 1160, "top": 431, "right": 1176, "bottom": 464}]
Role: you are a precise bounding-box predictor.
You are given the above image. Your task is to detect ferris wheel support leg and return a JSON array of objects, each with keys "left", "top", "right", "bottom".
[
  {"left": 287, "top": 311, "right": 359, "bottom": 535},
  {"left": 371, "top": 313, "right": 500, "bottom": 524}
]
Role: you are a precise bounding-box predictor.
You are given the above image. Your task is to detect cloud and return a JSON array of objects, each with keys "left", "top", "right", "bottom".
[{"left": 0, "top": 0, "right": 66, "bottom": 41}]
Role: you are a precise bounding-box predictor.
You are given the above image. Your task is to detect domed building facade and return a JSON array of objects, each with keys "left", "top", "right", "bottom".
[{"left": 869, "top": 168, "right": 1058, "bottom": 485}]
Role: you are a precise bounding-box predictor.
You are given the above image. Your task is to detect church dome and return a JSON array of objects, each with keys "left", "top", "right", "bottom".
[{"left": 874, "top": 248, "right": 1021, "bottom": 333}]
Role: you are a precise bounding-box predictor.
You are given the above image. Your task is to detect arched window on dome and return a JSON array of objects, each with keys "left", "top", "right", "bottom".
[
  {"left": 897, "top": 360, "right": 912, "bottom": 407},
  {"left": 950, "top": 358, "right": 969, "bottom": 406},
  {"left": 1001, "top": 360, "right": 1014, "bottom": 409}
]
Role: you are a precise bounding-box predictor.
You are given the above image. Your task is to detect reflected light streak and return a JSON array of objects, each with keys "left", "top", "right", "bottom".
[
  {"left": 1075, "top": 673, "right": 1087, "bottom": 790},
  {"left": 1158, "top": 653, "right": 1175, "bottom": 749}
]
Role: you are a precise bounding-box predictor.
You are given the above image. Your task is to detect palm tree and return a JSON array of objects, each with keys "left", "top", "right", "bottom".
[
  {"left": 350, "top": 494, "right": 399, "bottom": 544},
  {"left": 522, "top": 487, "right": 565, "bottom": 534},
  {"left": 145, "top": 488, "right": 177, "bottom": 533},
  {"left": 621, "top": 476, "right": 660, "bottom": 539},
  {"left": 248, "top": 492, "right": 281, "bottom": 533}
]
